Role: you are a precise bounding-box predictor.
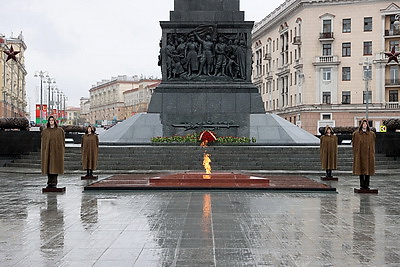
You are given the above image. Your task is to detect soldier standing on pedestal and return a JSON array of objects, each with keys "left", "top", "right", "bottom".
[
  {"left": 320, "top": 126, "right": 338, "bottom": 178},
  {"left": 81, "top": 125, "right": 99, "bottom": 177},
  {"left": 41, "top": 116, "right": 65, "bottom": 188},
  {"left": 352, "top": 119, "right": 376, "bottom": 189}
]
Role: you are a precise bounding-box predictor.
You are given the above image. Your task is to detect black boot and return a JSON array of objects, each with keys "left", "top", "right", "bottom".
[
  {"left": 327, "top": 170, "right": 332, "bottom": 178},
  {"left": 86, "top": 169, "right": 90, "bottom": 177},
  {"left": 47, "top": 174, "right": 58, "bottom": 188},
  {"left": 364, "top": 175, "right": 370, "bottom": 189},
  {"left": 359, "top": 175, "right": 365, "bottom": 189},
  {"left": 89, "top": 169, "right": 93, "bottom": 177}
]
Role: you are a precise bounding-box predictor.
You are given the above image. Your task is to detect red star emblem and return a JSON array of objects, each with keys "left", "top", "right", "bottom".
[
  {"left": 385, "top": 46, "right": 400, "bottom": 64},
  {"left": 3, "top": 45, "right": 20, "bottom": 62}
]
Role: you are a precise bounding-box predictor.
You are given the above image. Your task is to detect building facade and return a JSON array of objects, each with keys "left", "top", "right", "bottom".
[
  {"left": 252, "top": 0, "right": 400, "bottom": 134},
  {"left": 0, "top": 33, "right": 28, "bottom": 118},
  {"left": 88, "top": 76, "right": 160, "bottom": 126},
  {"left": 65, "top": 107, "right": 81, "bottom": 125},
  {"left": 123, "top": 80, "right": 160, "bottom": 119},
  {"left": 79, "top": 97, "right": 90, "bottom": 125}
]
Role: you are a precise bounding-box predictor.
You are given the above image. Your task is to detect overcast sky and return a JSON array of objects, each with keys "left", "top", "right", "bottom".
[{"left": 1, "top": 0, "right": 284, "bottom": 117}]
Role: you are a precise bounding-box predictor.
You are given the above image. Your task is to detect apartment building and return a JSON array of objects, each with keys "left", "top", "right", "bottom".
[
  {"left": 79, "top": 97, "right": 90, "bottom": 125},
  {"left": 123, "top": 80, "right": 160, "bottom": 119},
  {"left": 0, "top": 32, "right": 28, "bottom": 118},
  {"left": 88, "top": 75, "right": 160, "bottom": 125},
  {"left": 65, "top": 107, "right": 81, "bottom": 125},
  {"left": 252, "top": 0, "right": 400, "bottom": 134}
]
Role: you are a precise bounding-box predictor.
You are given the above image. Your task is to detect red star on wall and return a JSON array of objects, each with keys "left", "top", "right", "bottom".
[
  {"left": 385, "top": 46, "right": 400, "bottom": 64},
  {"left": 3, "top": 45, "right": 20, "bottom": 62}
]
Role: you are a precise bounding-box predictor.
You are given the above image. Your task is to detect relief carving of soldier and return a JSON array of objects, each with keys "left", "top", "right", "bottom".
[{"left": 161, "top": 28, "right": 248, "bottom": 81}]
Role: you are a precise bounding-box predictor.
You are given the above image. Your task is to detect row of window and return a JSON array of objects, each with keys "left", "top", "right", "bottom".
[
  {"left": 336, "top": 17, "right": 373, "bottom": 33},
  {"left": 330, "top": 90, "right": 397, "bottom": 104},
  {"left": 263, "top": 89, "right": 399, "bottom": 108},
  {"left": 340, "top": 15, "right": 399, "bottom": 34},
  {"left": 322, "top": 41, "right": 373, "bottom": 57},
  {"left": 322, "top": 91, "right": 373, "bottom": 104},
  {"left": 321, "top": 65, "right": 399, "bottom": 82},
  {"left": 341, "top": 41, "right": 399, "bottom": 57}
]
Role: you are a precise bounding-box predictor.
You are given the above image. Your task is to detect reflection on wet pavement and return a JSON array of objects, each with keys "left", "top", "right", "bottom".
[{"left": 0, "top": 173, "right": 399, "bottom": 266}]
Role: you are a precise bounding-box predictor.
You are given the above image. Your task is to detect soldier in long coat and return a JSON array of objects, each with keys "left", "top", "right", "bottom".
[
  {"left": 81, "top": 125, "right": 99, "bottom": 177},
  {"left": 41, "top": 116, "right": 65, "bottom": 188},
  {"left": 352, "top": 119, "right": 376, "bottom": 189},
  {"left": 320, "top": 126, "right": 338, "bottom": 178}
]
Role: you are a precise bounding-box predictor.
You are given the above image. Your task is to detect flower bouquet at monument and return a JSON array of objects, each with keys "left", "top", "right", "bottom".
[{"left": 199, "top": 130, "right": 217, "bottom": 147}]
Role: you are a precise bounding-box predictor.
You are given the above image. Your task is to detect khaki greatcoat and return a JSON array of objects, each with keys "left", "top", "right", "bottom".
[
  {"left": 320, "top": 134, "right": 338, "bottom": 170},
  {"left": 41, "top": 127, "right": 65, "bottom": 174},
  {"left": 352, "top": 130, "right": 376, "bottom": 175},
  {"left": 81, "top": 133, "right": 99, "bottom": 170}
]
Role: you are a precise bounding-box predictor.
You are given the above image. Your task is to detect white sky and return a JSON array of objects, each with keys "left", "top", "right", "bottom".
[{"left": 1, "top": 0, "right": 284, "bottom": 117}]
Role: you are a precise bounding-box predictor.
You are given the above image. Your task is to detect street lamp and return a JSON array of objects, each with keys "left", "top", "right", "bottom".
[
  {"left": 44, "top": 77, "right": 55, "bottom": 115},
  {"left": 361, "top": 58, "right": 372, "bottom": 121},
  {"left": 62, "top": 93, "right": 67, "bottom": 124},
  {"left": 34, "top": 71, "right": 48, "bottom": 125}
]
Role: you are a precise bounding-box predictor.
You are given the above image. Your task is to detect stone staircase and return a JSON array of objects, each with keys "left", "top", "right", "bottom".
[{"left": 4, "top": 145, "right": 399, "bottom": 172}]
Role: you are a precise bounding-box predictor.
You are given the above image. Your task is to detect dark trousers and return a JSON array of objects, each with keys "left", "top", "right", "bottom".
[
  {"left": 359, "top": 175, "right": 370, "bottom": 189},
  {"left": 47, "top": 174, "right": 58, "bottom": 188}
]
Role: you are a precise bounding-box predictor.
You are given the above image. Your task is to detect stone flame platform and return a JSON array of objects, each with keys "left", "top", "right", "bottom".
[{"left": 84, "top": 172, "right": 335, "bottom": 192}]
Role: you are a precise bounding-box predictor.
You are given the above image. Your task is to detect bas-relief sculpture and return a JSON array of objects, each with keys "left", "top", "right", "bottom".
[{"left": 159, "top": 26, "right": 248, "bottom": 81}]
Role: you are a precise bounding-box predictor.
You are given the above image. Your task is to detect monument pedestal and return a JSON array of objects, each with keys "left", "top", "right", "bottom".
[
  {"left": 320, "top": 176, "right": 339, "bottom": 181},
  {"left": 354, "top": 188, "right": 378, "bottom": 194},
  {"left": 98, "top": 0, "right": 319, "bottom": 146},
  {"left": 81, "top": 175, "right": 98, "bottom": 180},
  {"left": 42, "top": 187, "right": 66, "bottom": 193}
]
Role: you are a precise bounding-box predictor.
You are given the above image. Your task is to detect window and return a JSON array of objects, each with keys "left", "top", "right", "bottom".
[
  {"left": 363, "top": 41, "right": 372, "bottom": 55},
  {"left": 342, "top": 42, "right": 351, "bottom": 57},
  {"left": 322, "top": 113, "right": 331, "bottom": 120},
  {"left": 389, "top": 40, "right": 399, "bottom": 52},
  {"left": 390, "top": 66, "right": 399, "bottom": 83},
  {"left": 364, "top": 17, "right": 372, "bottom": 31},
  {"left": 342, "top": 67, "right": 351, "bottom": 81},
  {"left": 342, "top": 19, "right": 351, "bottom": 33},
  {"left": 322, "top": 68, "right": 331, "bottom": 81},
  {"left": 389, "top": 90, "right": 398, "bottom": 102},
  {"left": 322, "top": 92, "right": 331, "bottom": 104},
  {"left": 323, "top": 44, "right": 332, "bottom": 56},
  {"left": 323, "top": 20, "right": 332, "bottom": 33},
  {"left": 363, "top": 91, "right": 372, "bottom": 104},
  {"left": 342, "top": 91, "right": 351, "bottom": 104}
]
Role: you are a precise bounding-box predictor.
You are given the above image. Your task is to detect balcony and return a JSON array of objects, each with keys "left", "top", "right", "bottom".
[
  {"left": 293, "top": 36, "right": 301, "bottom": 45},
  {"left": 386, "top": 79, "right": 400, "bottom": 86},
  {"left": 385, "top": 29, "right": 400, "bottom": 37},
  {"left": 313, "top": 55, "right": 340, "bottom": 66},
  {"left": 319, "top": 32, "right": 334, "bottom": 41},
  {"left": 264, "top": 53, "right": 271, "bottom": 60},
  {"left": 386, "top": 102, "right": 400, "bottom": 109}
]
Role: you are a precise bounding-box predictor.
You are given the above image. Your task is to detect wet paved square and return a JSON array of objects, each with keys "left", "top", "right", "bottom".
[{"left": 1, "top": 172, "right": 400, "bottom": 266}]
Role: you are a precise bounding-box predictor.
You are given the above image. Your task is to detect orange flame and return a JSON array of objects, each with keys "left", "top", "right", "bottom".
[
  {"left": 200, "top": 140, "right": 208, "bottom": 147},
  {"left": 202, "top": 153, "right": 211, "bottom": 179}
]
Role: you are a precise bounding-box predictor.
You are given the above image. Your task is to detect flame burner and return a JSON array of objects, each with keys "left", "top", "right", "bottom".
[
  {"left": 149, "top": 172, "right": 270, "bottom": 188},
  {"left": 84, "top": 173, "right": 336, "bottom": 191}
]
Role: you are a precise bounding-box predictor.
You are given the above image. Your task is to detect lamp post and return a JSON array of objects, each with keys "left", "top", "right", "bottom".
[
  {"left": 62, "top": 93, "right": 67, "bottom": 124},
  {"left": 51, "top": 86, "right": 57, "bottom": 116},
  {"left": 44, "top": 77, "right": 55, "bottom": 115},
  {"left": 362, "top": 58, "right": 372, "bottom": 121},
  {"left": 34, "top": 71, "right": 48, "bottom": 125}
]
